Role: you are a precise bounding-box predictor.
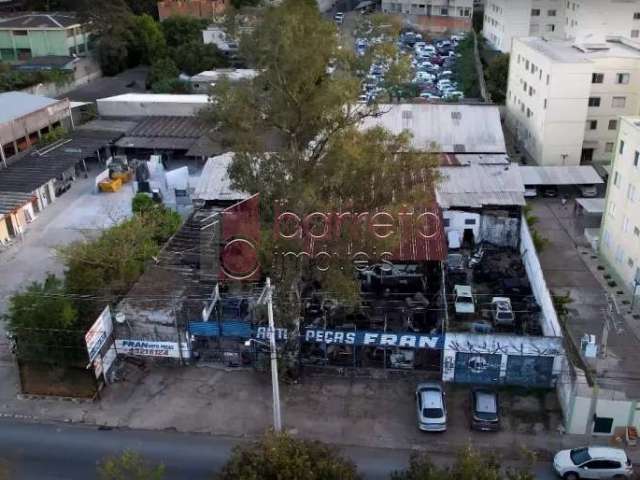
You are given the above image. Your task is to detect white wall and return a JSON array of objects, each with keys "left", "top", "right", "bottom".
[{"left": 96, "top": 96, "right": 209, "bottom": 117}]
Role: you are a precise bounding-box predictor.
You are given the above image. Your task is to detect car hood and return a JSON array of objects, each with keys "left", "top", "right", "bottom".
[{"left": 554, "top": 450, "right": 573, "bottom": 468}]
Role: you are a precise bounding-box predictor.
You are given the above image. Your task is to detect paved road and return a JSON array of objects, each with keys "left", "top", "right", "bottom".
[{"left": 0, "top": 419, "right": 557, "bottom": 479}]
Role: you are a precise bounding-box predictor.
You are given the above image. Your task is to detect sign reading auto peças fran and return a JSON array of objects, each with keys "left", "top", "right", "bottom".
[{"left": 304, "top": 329, "right": 444, "bottom": 350}]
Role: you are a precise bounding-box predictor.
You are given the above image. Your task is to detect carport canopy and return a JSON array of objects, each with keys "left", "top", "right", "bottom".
[
  {"left": 519, "top": 166, "right": 604, "bottom": 186},
  {"left": 576, "top": 197, "right": 605, "bottom": 214}
]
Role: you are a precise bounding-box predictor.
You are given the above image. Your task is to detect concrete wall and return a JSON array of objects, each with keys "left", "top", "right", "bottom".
[
  {"left": 97, "top": 96, "right": 209, "bottom": 117},
  {"left": 483, "top": 0, "right": 532, "bottom": 53}
]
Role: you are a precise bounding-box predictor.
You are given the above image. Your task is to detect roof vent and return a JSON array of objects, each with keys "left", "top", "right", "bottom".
[
  {"left": 454, "top": 144, "right": 466, "bottom": 152},
  {"left": 451, "top": 111, "right": 462, "bottom": 120}
]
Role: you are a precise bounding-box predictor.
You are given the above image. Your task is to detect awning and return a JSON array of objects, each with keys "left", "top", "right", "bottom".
[
  {"left": 576, "top": 197, "right": 605, "bottom": 214},
  {"left": 519, "top": 166, "right": 604, "bottom": 186},
  {"left": 0, "top": 192, "right": 36, "bottom": 215}
]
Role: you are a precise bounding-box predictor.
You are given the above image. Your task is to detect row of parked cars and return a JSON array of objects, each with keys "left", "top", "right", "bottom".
[
  {"left": 417, "top": 384, "right": 635, "bottom": 479},
  {"left": 400, "top": 31, "right": 464, "bottom": 101}
]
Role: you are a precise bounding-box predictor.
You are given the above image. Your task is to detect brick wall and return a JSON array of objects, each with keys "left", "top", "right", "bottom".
[{"left": 157, "top": 0, "right": 229, "bottom": 20}]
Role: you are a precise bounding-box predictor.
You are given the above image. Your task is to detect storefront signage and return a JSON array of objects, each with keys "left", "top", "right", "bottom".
[
  {"left": 255, "top": 326, "right": 288, "bottom": 341},
  {"left": 304, "top": 329, "right": 443, "bottom": 350},
  {"left": 115, "top": 340, "right": 191, "bottom": 358},
  {"left": 85, "top": 306, "right": 113, "bottom": 363}
]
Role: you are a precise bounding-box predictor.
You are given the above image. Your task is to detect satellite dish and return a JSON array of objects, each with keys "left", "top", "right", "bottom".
[{"left": 115, "top": 312, "right": 126, "bottom": 324}]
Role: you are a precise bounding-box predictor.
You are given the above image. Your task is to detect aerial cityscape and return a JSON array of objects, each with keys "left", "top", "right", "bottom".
[{"left": 1, "top": 0, "right": 640, "bottom": 478}]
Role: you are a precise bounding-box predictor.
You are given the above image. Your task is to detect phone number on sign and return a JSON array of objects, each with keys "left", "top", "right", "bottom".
[{"left": 124, "top": 348, "right": 170, "bottom": 357}]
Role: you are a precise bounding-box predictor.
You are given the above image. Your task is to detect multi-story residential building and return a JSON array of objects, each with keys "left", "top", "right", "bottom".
[
  {"left": 381, "top": 0, "right": 474, "bottom": 33},
  {"left": 0, "top": 13, "right": 91, "bottom": 62},
  {"left": 565, "top": 0, "right": 640, "bottom": 43},
  {"left": 505, "top": 36, "right": 640, "bottom": 166},
  {"left": 483, "top": 0, "right": 564, "bottom": 52},
  {"left": 484, "top": 0, "right": 640, "bottom": 53},
  {"left": 600, "top": 116, "right": 640, "bottom": 291}
]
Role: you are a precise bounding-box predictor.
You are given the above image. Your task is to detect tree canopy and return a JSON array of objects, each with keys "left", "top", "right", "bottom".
[
  {"left": 98, "top": 451, "right": 165, "bottom": 480},
  {"left": 216, "top": 432, "right": 360, "bottom": 480},
  {"left": 161, "top": 15, "right": 209, "bottom": 47},
  {"left": 203, "top": 0, "right": 439, "bottom": 306},
  {"left": 485, "top": 53, "right": 510, "bottom": 104}
]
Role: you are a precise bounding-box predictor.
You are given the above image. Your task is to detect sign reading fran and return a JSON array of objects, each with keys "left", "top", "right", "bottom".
[
  {"left": 115, "top": 339, "right": 191, "bottom": 359},
  {"left": 304, "top": 329, "right": 444, "bottom": 349}
]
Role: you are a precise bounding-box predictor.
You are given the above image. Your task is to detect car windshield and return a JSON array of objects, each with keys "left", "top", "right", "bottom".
[
  {"left": 458, "top": 297, "right": 473, "bottom": 303},
  {"left": 570, "top": 448, "right": 591, "bottom": 465},
  {"left": 423, "top": 408, "right": 443, "bottom": 418},
  {"left": 497, "top": 312, "right": 513, "bottom": 319}
]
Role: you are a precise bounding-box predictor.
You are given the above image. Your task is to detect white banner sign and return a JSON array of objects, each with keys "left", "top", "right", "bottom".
[
  {"left": 85, "top": 306, "right": 113, "bottom": 363},
  {"left": 115, "top": 339, "right": 191, "bottom": 359}
]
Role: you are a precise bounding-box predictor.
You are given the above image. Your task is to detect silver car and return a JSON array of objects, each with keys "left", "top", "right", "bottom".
[
  {"left": 553, "top": 447, "right": 634, "bottom": 479},
  {"left": 416, "top": 382, "right": 447, "bottom": 432}
]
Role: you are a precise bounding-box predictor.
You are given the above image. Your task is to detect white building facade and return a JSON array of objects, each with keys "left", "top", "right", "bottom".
[
  {"left": 505, "top": 37, "right": 640, "bottom": 166},
  {"left": 484, "top": 0, "right": 640, "bottom": 53},
  {"left": 600, "top": 116, "right": 640, "bottom": 290}
]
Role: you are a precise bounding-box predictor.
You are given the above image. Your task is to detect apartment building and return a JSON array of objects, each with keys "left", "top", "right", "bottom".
[
  {"left": 565, "top": 0, "right": 640, "bottom": 43},
  {"left": 600, "top": 116, "right": 640, "bottom": 291},
  {"left": 483, "top": 0, "right": 565, "bottom": 52},
  {"left": 483, "top": 0, "right": 640, "bottom": 53},
  {"left": 381, "top": 0, "right": 474, "bottom": 32},
  {"left": 505, "top": 36, "right": 640, "bottom": 166}
]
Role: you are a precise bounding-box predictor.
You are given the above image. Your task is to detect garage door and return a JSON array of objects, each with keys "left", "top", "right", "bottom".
[
  {"left": 505, "top": 355, "right": 554, "bottom": 387},
  {"left": 453, "top": 353, "right": 501, "bottom": 385}
]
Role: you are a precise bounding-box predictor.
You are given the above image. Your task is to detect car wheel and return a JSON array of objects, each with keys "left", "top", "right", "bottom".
[{"left": 563, "top": 473, "right": 579, "bottom": 480}]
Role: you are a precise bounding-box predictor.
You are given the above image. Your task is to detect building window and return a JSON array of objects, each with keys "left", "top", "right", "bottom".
[
  {"left": 627, "top": 183, "right": 636, "bottom": 201},
  {"left": 624, "top": 216, "right": 631, "bottom": 232},
  {"left": 634, "top": 12, "right": 640, "bottom": 19},
  {"left": 12, "top": 30, "right": 27, "bottom": 36},
  {"left": 628, "top": 258, "right": 635, "bottom": 268},
  {"left": 531, "top": 9, "right": 540, "bottom": 16},
  {"left": 548, "top": 9, "right": 557, "bottom": 16},
  {"left": 544, "top": 99, "right": 548, "bottom": 109},
  {"left": 592, "top": 73, "right": 604, "bottom": 83},
  {"left": 635, "top": 151, "right": 639, "bottom": 167},
  {"left": 614, "top": 171, "right": 621, "bottom": 187},
  {"left": 588, "top": 97, "right": 601, "bottom": 107},
  {"left": 635, "top": 226, "right": 640, "bottom": 237},
  {"left": 545, "top": 24, "right": 555, "bottom": 32},
  {"left": 612, "top": 96, "right": 627, "bottom": 108},
  {"left": 616, "top": 73, "right": 630, "bottom": 84},
  {"left": 610, "top": 201, "right": 617, "bottom": 218},
  {"left": 605, "top": 142, "right": 614, "bottom": 153},
  {"left": 632, "top": 30, "right": 640, "bottom": 38},
  {"left": 608, "top": 119, "right": 618, "bottom": 130},
  {"left": 620, "top": 140, "right": 625, "bottom": 154},
  {"left": 441, "top": 7, "right": 448, "bottom": 15},
  {"left": 588, "top": 120, "right": 598, "bottom": 130}
]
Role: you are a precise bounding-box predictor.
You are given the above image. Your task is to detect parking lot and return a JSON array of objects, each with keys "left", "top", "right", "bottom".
[{"left": 337, "top": 11, "right": 465, "bottom": 102}]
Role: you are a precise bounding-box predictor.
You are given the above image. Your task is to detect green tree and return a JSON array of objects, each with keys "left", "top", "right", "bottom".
[
  {"left": 132, "top": 192, "right": 156, "bottom": 213},
  {"left": 485, "top": 53, "right": 510, "bottom": 104},
  {"left": 170, "top": 42, "right": 228, "bottom": 75},
  {"left": 453, "top": 34, "right": 481, "bottom": 98},
  {"left": 147, "top": 56, "right": 179, "bottom": 88},
  {"left": 98, "top": 451, "right": 165, "bottom": 480},
  {"left": 203, "top": 0, "right": 440, "bottom": 313},
  {"left": 161, "top": 15, "right": 208, "bottom": 48},
  {"left": 4, "top": 275, "right": 81, "bottom": 365},
  {"left": 216, "top": 432, "right": 360, "bottom": 480},
  {"left": 97, "top": 27, "right": 132, "bottom": 76},
  {"left": 128, "top": 14, "right": 167, "bottom": 65},
  {"left": 151, "top": 78, "right": 192, "bottom": 93},
  {"left": 391, "top": 447, "right": 535, "bottom": 480}
]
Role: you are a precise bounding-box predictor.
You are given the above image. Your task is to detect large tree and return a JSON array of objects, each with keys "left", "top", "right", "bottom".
[
  {"left": 161, "top": 15, "right": 208, "bottom": 48},
  {"left": 203, "top": 0, "right": 439, "bottom": 309},
  {"left": 128, "top": 14, "right": 167, "bottom": 66},
  {"left": 216, "top": 432, "right": 360, "bottom": 480},
  {"left": 98, "top": 451, "right": 165, "bottom": 480}
]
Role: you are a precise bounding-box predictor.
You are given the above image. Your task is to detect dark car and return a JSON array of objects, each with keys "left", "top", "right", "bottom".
[
  {"left": 542, "top": 185, "right": 558, "bottom": 197},
  {"left": 470, "top": 388, "right": 500, "bottom": 431}
]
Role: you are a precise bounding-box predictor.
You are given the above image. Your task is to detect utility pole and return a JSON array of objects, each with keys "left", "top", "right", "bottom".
[{"left": 266, "top": 277, "right": 282, "bottom": 432}]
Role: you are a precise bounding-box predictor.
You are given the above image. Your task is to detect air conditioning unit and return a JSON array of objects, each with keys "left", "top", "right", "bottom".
[{"left": 581, "top": 333, "right": 598, "bottom": 358}]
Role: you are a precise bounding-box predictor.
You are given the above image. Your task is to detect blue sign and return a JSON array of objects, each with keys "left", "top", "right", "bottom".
[{"left": 304, "top": 329, "right": 443, "bottom": 350}]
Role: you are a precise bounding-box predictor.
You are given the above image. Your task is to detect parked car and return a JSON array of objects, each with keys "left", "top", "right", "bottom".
[
  {"left": 454, "top": 284, "right": 475, "bottom": 314},
  {"left": 334, "top": 11, "right": 344, "bottom": 24},
  {"left": 360, "top": 263, "right": 427, "bottom": 294},
  {"left": 470, "top": 388, "right": 500, "bottom": 431},
  {"left": 524, "top": 186, "right": 538, "bottom": 198},
  {"left": 416, "top": 383, "right": 447, "bottom": 432},
  {"left": 579, "top": 184, "right": 598, "bottom": 197},
  {"left": 491, "top": 297, "right": 515, "bottom": 326},
  {"left": 553, "top": 447, "right": 633, "bottom": 480},
  {"left": 542, "top": 185, "right": 558, "bottom": 197}
]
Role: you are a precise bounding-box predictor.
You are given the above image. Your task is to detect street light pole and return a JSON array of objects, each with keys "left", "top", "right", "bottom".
[{"left": 265, "top": 277, "right": 282, "bottom": 432}]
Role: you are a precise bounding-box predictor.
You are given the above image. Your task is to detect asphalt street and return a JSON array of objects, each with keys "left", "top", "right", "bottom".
[{"left": 0, "top": 419, "right": 559, "bottom": 479}]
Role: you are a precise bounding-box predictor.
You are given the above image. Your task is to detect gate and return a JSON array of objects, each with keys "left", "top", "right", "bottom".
[
  {"left": 505, "top": 355, "right": 554, "bottom": 387},
  {"left": 453, "top": 352, "right": 501, "bottom": 385}
]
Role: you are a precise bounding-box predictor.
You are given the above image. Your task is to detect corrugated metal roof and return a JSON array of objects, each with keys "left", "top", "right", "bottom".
[
  {"left": 126, "top": 116, "right": 207, "bottom": 138},
  {"left": 360, "top": 104, "right": 506, "bottom": 154},
  {"left": 0, "top": 12, "right": 79, "bottom": 29},
  {"left": 115, "top": 136, "right": 196, "bottom": 150},
  {"left": 0, "top": 92, "right": 59, "bottom": 124},
  {"left": 576, "top": 197, "right": 605, "bottom": 213},
  {"left": 0, "top": 192, "right": 35, "bottom": 215},
  {"left": 76, "top": 118, "right": 139, "bottom": 133},
  {"left": 436, "top": 163, "right": 525, "bottom": 208},
  {"left": 193, "top": 153, "right": 249, "bottom": 202},
  {"left": 519, "top": 166, "right": 604, "bottom": 185}
]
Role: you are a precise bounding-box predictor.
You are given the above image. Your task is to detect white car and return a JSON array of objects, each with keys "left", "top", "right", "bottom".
[
  {"left": 454, "top": 284, "right": 475, "bottom": 314},
  {"left": 553, "top": 447, "right": 633, "bottom": 480},
  {"left": 334, "top": 12, "right": 344, "bottom": 24},
  {"left": 491, "top": 297, "right": 514, "bottom": 326},
  {"left": 416, "top": 383, "right": 447, "bottom": 432}
]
